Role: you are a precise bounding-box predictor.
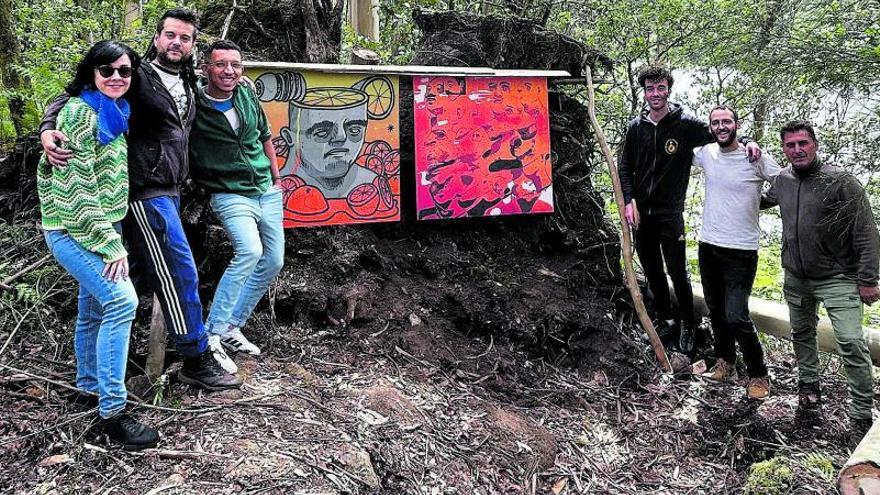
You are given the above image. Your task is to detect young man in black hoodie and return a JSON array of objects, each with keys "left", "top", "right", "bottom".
[
  {"left": 40, "top": 9, "right": 242, "bottom": 407},
  {"left": 618, "top": 65, "right": 761, "bottom": 354}
]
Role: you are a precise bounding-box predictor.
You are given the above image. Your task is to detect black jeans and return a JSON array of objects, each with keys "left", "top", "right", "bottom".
[
  {"left": 698, "top": 242, "right": 768, "bottom": 378},
  {"left": 634, "top": 213, "right": 694, "bottom": 330}
]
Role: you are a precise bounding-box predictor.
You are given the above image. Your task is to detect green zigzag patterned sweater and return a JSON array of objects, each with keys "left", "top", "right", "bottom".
[{"left": 38, "top": 97, "right": 129, "bottom": 262}]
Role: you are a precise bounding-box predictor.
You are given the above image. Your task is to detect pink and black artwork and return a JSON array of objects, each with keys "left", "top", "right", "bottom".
[{"left": 413, "top": 76, "right": 553, "bottom": 220}]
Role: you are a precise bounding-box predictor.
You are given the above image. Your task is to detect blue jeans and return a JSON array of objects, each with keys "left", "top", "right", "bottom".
[
  {"left": 45, "top": 226, "right": 137, "bottom": 418},
  {"left": 124, "top": 196, "right": 207, "bottom": 357},
  {"left": 207, "top": 187, "right": 285, "bottom": 335}
]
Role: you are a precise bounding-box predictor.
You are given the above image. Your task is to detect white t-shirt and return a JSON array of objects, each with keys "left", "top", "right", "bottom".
[
  {"left": 151, "top": 62, "right": 189, "bottom": 120},
  {"left": 693, "top": 143, "right": 781, "bottom": 250}
]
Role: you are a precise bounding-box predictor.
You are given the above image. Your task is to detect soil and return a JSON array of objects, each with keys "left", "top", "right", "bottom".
[{"left": 0, "top": 312, "right": 854, "bottom": 494}]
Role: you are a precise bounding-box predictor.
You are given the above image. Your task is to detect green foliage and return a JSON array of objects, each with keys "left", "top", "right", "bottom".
[
  {"left": 752, "top": 244, "right": 783, "bottom": 302},
  {"left": 800, "top": 452, "right": 835, "bottom": 483},
  {"left": 2, "top": 0, "right": 185, "bottom": 142},
  {"left": 743, "top": 456, "right": 794, "bottom": 495}
]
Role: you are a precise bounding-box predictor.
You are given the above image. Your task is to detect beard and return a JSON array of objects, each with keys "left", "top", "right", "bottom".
[
  {"left": 715, "top": 131, "right": 737, "bottom": 148},
  {"left": 156, "top": 50, "right": 191, "bottom": 71}
]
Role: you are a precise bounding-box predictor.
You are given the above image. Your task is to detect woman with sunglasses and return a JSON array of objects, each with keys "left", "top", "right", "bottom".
[{"left": 38, "top": 40, "right": 159, "bottom": 450}]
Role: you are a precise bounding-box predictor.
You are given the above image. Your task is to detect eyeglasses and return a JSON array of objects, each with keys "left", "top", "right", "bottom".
[
  {"left": 96, "top": 65, "right": 133, "bottom": 78},
  {"left": 209, "top": 62, "right": 244, "bottom": 71}
]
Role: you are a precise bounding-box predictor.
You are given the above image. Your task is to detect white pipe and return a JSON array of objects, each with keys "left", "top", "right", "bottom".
[{"left": 692, "top": 283, "right": 880, "bottom": 366}]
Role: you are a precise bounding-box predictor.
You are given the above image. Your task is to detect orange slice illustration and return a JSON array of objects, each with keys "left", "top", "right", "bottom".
[
  {"left": 297, "top": 87, "right": 368, "bottom": 110},
  {"left": 353, "top": 76, "right": 395, "bottom": 120},
  {"left": 347, "top": 183, "right": 381, "bottom": 217}
]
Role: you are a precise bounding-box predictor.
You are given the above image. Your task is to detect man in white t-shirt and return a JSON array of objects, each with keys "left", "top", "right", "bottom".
[{"left": 693, "top": 105, "right": 780, "bottom": 400}]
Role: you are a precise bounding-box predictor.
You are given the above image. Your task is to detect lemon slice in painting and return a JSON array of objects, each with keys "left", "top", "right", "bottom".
[
  {"left": 353, "top": 76, "right": 395, "bottom": 120},
  {"left": 297, "top": 87, "right": 368, "bottom": 110}
]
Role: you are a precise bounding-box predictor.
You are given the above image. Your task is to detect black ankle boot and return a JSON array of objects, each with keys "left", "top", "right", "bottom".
[
  {"left": 179, "top": 350, "right": 242, "bottom": 391},
  {"left": 99, "top": 413, "right": 159, "bottom": 451}
]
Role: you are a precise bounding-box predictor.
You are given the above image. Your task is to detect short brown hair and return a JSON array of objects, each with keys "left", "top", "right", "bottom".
[
  {"left": 709, "top": 105, "right": 738, "bottom": 122},
  {"left": 780, "top": 120, "right": 817, "bottom": 143}
]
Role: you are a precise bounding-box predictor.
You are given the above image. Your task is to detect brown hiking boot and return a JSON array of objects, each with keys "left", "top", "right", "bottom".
[
  {"left": 705, "top": 358, "right": 738, "bottom": 382},
  {"left": 746, "top": 377, "right": 770, "bottom": 400}
]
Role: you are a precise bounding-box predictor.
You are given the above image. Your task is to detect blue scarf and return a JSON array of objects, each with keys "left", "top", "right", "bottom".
[{"left": 80, "top": 88, "right": 130, "bottom": 145}]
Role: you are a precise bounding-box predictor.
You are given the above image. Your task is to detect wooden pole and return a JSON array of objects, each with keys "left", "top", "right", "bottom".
[
  {"left": 584, "top": 66, "right": 672, "bottom": 373},
  {"left": 839, "top": 421, "right": 880, "bottom": 495},
  {"left": 145, "top": 295, "right": 167, "bottom": 378}
]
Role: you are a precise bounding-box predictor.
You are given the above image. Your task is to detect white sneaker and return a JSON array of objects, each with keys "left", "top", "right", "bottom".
[
  {"left": 220, "top": 328, "right": 262, "bottom": 356},
  {"left": 208, "top": 334, "right": 238, "bottom": 374}
]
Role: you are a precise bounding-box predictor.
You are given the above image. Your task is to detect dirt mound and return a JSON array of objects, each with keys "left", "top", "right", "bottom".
[{"left": 173, "top": 10, "right": 630, "bottom": 378}]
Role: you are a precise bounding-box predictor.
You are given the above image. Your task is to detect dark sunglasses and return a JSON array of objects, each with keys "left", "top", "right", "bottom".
[{"left": 96, "top": 65, "right": 133, "bottom": 78}]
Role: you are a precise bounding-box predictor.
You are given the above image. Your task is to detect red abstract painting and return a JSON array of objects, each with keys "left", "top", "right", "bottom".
[{"left": 413, "top": 76, "right": 553, "bottom": 220}]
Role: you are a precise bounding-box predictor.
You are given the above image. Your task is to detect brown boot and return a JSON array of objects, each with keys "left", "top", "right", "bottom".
[
  {"left": 705, "top": 358, "right": 738, "bottom": 382},
  {"left": 746, "top": 377, "right": 770, "bottom": 400}
]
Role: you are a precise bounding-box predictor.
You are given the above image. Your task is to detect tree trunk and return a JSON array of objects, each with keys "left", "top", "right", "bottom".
[
  {"left": 351, "top": 47, "right": 380, "bottom": 65},
  {"left": 123, "top": 0, "right": 141, "bottom": 37},
  {"left": 349, "top": 0, "right": 379, "bottom": 41},
  {"left": 839, "top": 421, "right": 880, "bottom": 495},
  {"left": 0, "top": 0, "right": 26, "bottom": 137},
  {"left": 751, "top": 0, "right": 783, "bottom": 142}
]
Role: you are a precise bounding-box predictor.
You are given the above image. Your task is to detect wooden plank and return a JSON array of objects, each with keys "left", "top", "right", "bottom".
[
  {"left": 243, "top": 61, "right": 571, "bottom": 78},
  {"left": 145, "top": 295, "right": 167, "bottom": 378}
]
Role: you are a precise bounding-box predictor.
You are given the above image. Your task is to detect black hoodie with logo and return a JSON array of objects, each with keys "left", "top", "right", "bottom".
[{"left": 619, "top": 103, "right": 718, "bottom": 216}]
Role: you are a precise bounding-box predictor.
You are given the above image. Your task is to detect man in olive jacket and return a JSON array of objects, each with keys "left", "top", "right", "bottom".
[
  {"left": 188, "top": 40, "right": 284, "bottom": 373},
  {"left": 767, "top": 120, "right": 879, "bottom": 446}
]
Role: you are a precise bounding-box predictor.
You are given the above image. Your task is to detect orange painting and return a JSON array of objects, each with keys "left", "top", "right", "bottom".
[
  {"left": 413, "top": 76, "right": 553, "bottom": 220},
  {"left": 247, "top": 68, "right": 400, "bottom": 227}
]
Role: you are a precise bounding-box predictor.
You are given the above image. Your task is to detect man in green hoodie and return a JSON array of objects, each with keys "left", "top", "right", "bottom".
[
  {"left": 767, "top": 120, "right": 879, "bottom": 448},
  {"left": 189, "top": 40, "right": 284, "bottom": 373}
]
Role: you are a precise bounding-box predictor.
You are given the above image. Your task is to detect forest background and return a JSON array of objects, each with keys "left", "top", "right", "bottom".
[{"left": 0, "top": 0, "right": 878, "bottom": 324}]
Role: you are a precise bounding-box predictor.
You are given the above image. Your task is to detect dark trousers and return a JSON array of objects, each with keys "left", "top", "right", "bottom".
[
  {"left": 124, "top": 196, "right": 208, "bottom": 358},
  {"left": 698, "top": 242, "right": 767, "bottom": 378},
  {"left": 634, "top": 213, "right": 694, "bottom": 329}
]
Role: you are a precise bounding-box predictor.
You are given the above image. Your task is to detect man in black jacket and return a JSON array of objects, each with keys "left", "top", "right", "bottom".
[
  {"left": 40, "top": 9, "right": 241, "bottom": 393},
  {"left": 619, "top": 65, "right": 761, "bottom": 354},
  {"left": 767, "top": 120, "right": 879, "bottom": 447}
]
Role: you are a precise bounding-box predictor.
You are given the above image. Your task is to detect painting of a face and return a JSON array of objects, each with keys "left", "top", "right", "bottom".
[
  {"left": 245, "top": 68, "right": 400, "bottom": 227},
  {"left": 281, "top": 88, "right": 370, "bottom": 195},
  {"left": 295, "top": 105, "right": 368, "bottom": 179}
]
